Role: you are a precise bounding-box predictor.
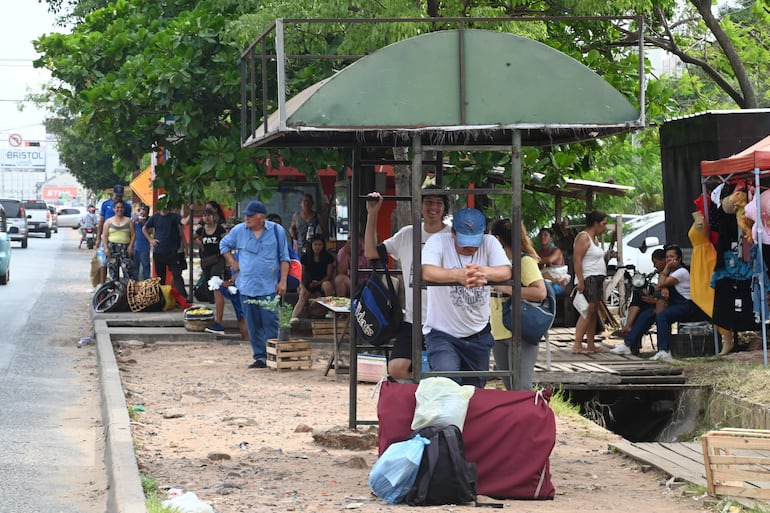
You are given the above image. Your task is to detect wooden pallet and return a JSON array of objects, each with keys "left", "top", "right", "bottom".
[
  {"left": 266, "top": 338, "right": 312, "bottom": 371},
  {"left": 702, "top": 428, "right": 770, "bottom": 500},
  {"left": 312, "top": 320, "right": 335, "bottom": 337}
]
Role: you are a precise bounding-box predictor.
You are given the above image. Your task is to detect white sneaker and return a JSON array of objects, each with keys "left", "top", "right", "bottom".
[
  {"left": 610, "top": 343, "right": 631, "bottom": 355},
  {"left": 650, "top": 350, "right": 672, "bottom": 362}
]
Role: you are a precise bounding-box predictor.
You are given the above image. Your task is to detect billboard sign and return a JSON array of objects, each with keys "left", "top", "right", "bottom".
[{"left": 2, "top": 143, "right": 46, "bottom": 168}]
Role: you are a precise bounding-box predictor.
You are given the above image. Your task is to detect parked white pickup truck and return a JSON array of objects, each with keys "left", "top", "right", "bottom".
[{"left": 22, "top": 199, "right": 53, "bottom": 238}]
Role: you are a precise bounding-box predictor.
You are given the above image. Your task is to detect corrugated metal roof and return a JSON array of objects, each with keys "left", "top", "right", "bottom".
[{"left": 247, "top": 29, "right": 642, "bottom": 149}]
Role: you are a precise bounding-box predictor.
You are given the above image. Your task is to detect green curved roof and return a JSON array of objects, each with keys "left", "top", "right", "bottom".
[{"left": 249, "top": 29, "right": 642, "bottom": 148}]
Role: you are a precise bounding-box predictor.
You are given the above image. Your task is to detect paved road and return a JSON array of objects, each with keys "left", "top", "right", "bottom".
[{"left": 0, "top": 229, "right": 106, "bottom": 513}]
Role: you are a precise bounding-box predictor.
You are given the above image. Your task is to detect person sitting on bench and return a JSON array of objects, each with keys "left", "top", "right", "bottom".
[
  {"left": 611, "top": 248, "right": 667, "bottom": 355},
  {"left": 611, "top": 245, "right": 695, "bottom": 362}
]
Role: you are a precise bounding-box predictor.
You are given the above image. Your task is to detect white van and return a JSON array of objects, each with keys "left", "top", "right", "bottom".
[{"left": 613, "top": 211, "right": 666, "bottom": 275}]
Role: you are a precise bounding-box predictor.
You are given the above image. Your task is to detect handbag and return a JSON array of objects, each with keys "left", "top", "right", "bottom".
[
  {"left": 502, "top": 280, "right": 556, "bottom": 345},
  {"left": 571, "top": 289, "right": 589, "bottom": 318}
]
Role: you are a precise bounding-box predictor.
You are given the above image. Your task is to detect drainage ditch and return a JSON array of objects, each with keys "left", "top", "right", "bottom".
[{"left": 566, "top": 387, "right": 763, "bottom": 442}]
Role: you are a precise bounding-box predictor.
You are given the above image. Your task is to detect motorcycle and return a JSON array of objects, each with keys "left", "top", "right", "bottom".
[
  {"left": 84, "top": 227, "right": 96, "bottom": 250},
  {"left": 630, "top": 268, "right": 659, "bottom": 297}
]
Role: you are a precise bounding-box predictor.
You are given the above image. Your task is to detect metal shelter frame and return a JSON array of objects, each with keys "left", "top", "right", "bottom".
[{"left": 240, "top": 17, "right": 646, "bottom": 428}]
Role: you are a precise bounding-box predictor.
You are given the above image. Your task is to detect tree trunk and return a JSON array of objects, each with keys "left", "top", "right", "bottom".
[
  {"left": 690, "top": 0, "right": 757, "bottom": 108},
  {"left": 393, "top": 146, "right": 411, "bottom": 231}
]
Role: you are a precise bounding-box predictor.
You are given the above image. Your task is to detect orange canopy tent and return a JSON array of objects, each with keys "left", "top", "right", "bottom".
[
  {"left": 700, "top": 133, "right": 770, "bottom": 366},
  {"left": 701, "top": 134, "right": 770, "bottom": 176}
]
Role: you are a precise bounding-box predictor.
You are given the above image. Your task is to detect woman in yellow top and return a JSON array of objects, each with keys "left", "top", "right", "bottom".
[
  {"left": 103, "top": 199, "right": 135, "bottom": 280},
  {"left": 490, "top": 219, "right": 546, "bottom": 390}
]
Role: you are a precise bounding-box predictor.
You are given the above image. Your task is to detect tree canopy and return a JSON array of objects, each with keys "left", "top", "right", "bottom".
[{"left": 34, "top": 0, "right": 770, "bottom": 223}]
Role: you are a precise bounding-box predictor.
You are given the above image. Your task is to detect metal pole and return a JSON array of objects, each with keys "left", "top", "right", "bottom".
[
  {"left": 275, "top": 19, "right": 287, "bottom": 131},
  {"left": 187, "top": 193, "right": 195, "bottom": 302},
  {"left": 755, "top": 167, "right": 768, "bottom": 366},
  {"left": 510, "top": 130, "right": 522, "bottom": 389},
  {"left": 412, "top": 134, "right": 424, "bottom": 381}
]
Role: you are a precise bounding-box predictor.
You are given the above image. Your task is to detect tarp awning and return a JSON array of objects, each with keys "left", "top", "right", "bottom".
[
  {"left": 701, "top": 134, "right": 770, "bottom": 176},
  {"left": 246, "top": 29, "right": 642, "bottom": 149}
]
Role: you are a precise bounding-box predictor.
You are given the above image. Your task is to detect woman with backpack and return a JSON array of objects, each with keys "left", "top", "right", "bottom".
[{"left": 489, "top": 219, "right": 547, "bottom": 390}]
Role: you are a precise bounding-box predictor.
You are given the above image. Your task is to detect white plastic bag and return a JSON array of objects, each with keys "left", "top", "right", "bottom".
[
  {"left": 369, "top": 434, "right": 429, "bottom": 504},
  {"left": 162, "top": 490, "right": 214, "bottom": 513},
  {"left": 572, "top": 291, "right": 589, "bottom": 318},
  {"left": 411, "top": 377, "right": 475, "bottom": 432}
]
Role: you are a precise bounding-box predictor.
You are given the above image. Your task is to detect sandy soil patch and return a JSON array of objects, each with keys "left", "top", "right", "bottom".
[{"left": 116, "top": 341, "right": 716, "bottom": 512}]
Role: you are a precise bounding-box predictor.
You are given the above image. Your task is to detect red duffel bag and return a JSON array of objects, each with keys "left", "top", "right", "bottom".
[{"left": 377, "top": 381, "right": 556, "bottom": 500}]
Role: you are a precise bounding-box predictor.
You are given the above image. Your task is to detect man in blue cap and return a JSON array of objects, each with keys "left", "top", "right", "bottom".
[
  {"left": 421, "top": 207, "right": 511, "bottom": 387},
  {"left": 220, "top": 200, "right": 290, "bottom": 368}
]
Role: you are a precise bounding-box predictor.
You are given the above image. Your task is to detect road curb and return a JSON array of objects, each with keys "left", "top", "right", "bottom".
[{"left": 95, "top": 319, "right": 148, "bottom": 513}]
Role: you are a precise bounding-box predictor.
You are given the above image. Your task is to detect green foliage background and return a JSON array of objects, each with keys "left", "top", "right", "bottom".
[{"left": 33, "top": 0, "right": 770, "bottom": 228}]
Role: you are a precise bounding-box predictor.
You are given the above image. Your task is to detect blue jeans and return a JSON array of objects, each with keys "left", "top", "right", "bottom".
[
  {"left": 655, "top": 300, "right": 696, "bottom": 351},
  {"left": 425, "top": 328, "right": 494, "bottom": 388},
  {"left": 624, "top": 306, "right": 656, "bottom": 351},
  {"left": 241, "top": 293, "right": 278, "bottom": 362},
  {"left": 133, "top": 249, "right": 151, "bottom": 281}
]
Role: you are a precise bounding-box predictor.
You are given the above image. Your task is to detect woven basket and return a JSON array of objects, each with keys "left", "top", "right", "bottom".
[
  {"left": 184, "top": 317, "right": 213, "bottom": 332},
  {"left": 127, "top": 278, "right": 162, "bottom": 313},
  {"left": 183, "top": 305, "right": 214, "bottom": 332}
]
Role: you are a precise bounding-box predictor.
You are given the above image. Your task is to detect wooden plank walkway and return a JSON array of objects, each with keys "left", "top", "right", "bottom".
[
  {"left": 610, "top": 439, "right": 769, "bottom": 507},
  {"left": 532, "top": 327, "right": 687, "bottom": 388},
  {"left": 610, "top": 440, "right": 707, "bottom": 487}
]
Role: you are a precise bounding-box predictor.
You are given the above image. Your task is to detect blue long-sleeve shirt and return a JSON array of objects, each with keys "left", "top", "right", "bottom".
[{"left": 219, "top": 221, "right": 289, "bottom": 296}]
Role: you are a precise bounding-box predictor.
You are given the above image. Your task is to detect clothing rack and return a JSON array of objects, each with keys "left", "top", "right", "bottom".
[{"left": 700, "top": 148, "right": 770, "bottom": 366}]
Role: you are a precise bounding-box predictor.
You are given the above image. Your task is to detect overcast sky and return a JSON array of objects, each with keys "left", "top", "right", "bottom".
[{"left": 0, "top": 0, "right": 60, "bottom": 144}]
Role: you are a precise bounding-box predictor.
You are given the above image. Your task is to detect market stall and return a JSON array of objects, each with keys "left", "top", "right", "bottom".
[{"left": 700, "top": 134, "right": 770, "bottom": 365}]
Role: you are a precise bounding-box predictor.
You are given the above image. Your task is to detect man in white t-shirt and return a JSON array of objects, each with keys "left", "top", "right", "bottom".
[
  {"left": 364, "top": 187, "right": 451, "bottom": 380},
  {"left": 422, "top": 208, "right": 511, "bottom": 388}
]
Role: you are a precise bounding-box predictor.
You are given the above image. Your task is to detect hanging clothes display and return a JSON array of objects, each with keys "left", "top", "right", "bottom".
[
  {"left": 711, "top": 251, "right": 758, "bottom": 332},
  {"left": 688, "top": 212, "right": 716, "bottom": 317}
]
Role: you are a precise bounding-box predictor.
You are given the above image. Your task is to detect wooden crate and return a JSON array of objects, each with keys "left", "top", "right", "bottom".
[
  {"left": 702, "top": 428, "right": 770, "bottom": 500},
  {"left": 312, "top": 320, "right": 335, "bottom": 337},
  {"left": 266, "top": 339, "right": 312, "bottom": 371}
]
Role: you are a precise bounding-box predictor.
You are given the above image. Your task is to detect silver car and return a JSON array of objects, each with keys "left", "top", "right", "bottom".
[
  {"left": 57, "top": 206, "right": 86, "bottom": 229},
  {"left": 0, "top": 198, "right": 28, "bottom": 248}
]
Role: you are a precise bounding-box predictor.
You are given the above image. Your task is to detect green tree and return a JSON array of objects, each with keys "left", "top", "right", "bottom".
[
  {"left": 36, "top": 0, "right": 769, "bottom": 220},
  {"left": 36, "top": 0, "right": 273, "bottom": 207},
  {"left": 45, "top": 116, "right": 120, "bottom": 191}
]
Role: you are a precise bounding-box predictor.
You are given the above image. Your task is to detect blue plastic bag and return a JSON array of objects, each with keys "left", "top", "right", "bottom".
[{"left": 368, "top": 434, "right": 429, "bottom": 504}]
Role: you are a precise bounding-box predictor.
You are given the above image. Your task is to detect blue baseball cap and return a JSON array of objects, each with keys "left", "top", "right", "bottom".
[
  {"left": 453, "top": 208, "right": 486, "bottom": 247},
  {"left": 243, "top": 200, "right": 267, "bottom": 216}
]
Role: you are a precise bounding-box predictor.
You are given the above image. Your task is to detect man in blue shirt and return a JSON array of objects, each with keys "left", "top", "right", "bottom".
[{"left": 220, "top": 200, "right": 290, "bottom": 368}]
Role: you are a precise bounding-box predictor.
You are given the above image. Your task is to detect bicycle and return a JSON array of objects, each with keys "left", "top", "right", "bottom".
[{"left": 92, "top": 247, "right": 134, "bottom": 313}]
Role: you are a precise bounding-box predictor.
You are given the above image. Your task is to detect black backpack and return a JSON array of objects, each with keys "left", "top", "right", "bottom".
[
  {"left": 351, "top": 244, "right": 403, "bottom": 346},
  {"left": 404, "top": 424, "right": 478, "bottom": 506}
]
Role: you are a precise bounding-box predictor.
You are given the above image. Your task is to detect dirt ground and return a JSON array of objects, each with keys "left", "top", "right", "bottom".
[{"left": 115, "top": 340, "right": 720, "bottom": 513}]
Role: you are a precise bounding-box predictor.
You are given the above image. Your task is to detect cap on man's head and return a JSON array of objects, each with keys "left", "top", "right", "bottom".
[
  {"left": 113, "top": 184, "right": 125, "bottom": 195},
  {"left": 243, "top": 200, "right": 267, "bottom": 216},
  {"left": 453, "top": 208, "right": 486, "bottom": 247}
]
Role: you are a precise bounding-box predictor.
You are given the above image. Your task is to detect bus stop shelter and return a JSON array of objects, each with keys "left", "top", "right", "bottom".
[{"left": 240, "top": 17, "right": 645, "bottom": 427}]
